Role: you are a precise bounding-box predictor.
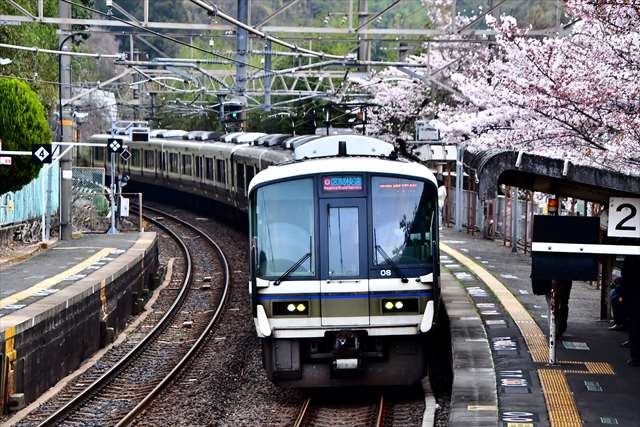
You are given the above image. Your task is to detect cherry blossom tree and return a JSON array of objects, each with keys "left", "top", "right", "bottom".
[
  {"left": 361, "top": 1, "right": 640, "bottom": 175},
  {"left": 435, "top": 1, "right": 640, "bottom": 173}
]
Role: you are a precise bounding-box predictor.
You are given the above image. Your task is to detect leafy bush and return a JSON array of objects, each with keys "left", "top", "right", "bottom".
[{"left": 0, "top": 79, "right": 51, "bottom": 194}]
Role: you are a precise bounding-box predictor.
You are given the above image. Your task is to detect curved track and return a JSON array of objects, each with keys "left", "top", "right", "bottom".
[{"left": 35, "top": 206, "right": 230, "bottom": 427}]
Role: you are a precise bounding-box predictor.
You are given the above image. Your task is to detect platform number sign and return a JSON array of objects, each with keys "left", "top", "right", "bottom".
[
  {"left": 608, "top": 197, "right": 640, "bottom": 238},
  {"left": 32, "top": 144, "right": 52, "bottom": 164}
]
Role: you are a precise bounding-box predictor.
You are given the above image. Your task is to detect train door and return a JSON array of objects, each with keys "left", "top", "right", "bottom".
[{"left": 319, "top": 198, "right": 369, "bottom": 326}]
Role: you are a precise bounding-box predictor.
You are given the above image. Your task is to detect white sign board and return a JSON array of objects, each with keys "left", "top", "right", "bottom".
[
  {"left": 0, "top": 156, "right": 11, "bottom": 166},
  {"left": 416, "top": 120, "right": 440, "bottom": 141},
  {"left": 608, "top": 197, "right": 640, "bottom": 238},
  {"left": 120, "top": 196, "right": 130, "bottom": 217}
]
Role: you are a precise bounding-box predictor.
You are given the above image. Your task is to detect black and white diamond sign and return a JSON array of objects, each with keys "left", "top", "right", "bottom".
[
  {"left": 32, "top": 144, "right": 52, "bottom": 164},
  {"left": 107, "top": 138, "right": 124, "bottom": 154},
  {"left": 120, "top": 149, "right": 131, "bottom": 161}
]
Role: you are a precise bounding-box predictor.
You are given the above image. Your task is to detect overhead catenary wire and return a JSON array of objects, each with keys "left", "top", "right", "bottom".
[
  {"left": 60, "top": 0, "right": 265, "bottom": 72},
  {"left": 188, "top": 0, "right": 347, "bottom": 60}
]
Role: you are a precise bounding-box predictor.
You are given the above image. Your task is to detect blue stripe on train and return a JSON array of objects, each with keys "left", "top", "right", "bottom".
[{"left": 257, "top": 291, "right": 433, "bottom": 301}]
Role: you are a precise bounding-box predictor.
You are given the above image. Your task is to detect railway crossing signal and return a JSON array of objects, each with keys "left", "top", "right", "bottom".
[
  {"left": 32, "top": 144, "right": 52, "bottom": 164},
  {"left": 107, "top": 138, "right": 124, "bottom": 154}
]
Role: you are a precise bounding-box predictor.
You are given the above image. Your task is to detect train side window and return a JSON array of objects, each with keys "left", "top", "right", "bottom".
[
  {"left": 182, "top": 154, "right": 192, "bottom": 176},
  {"left": 246, "top": 165, "right": 255, "bottom": 192},
  {"left": 169, "top": 153, "right": 178, "bottom": 173},
  {"left": 144, "top": 150, "right": 155, "bottom": 169},
  {"left": 216, "top": 159, "right": 226, "bottom": 184},
  {"left": 236, "top": 163, "right": 245, "bottom": 192},
  {"left": 195, "top": 156, "right": 202, "bottom": 178},
  {"left": 131, "top": 149, "right": 141, "bottom": 168},
  {"left": 94, "top": 147, "right": 105, "bottom": 163},
  {"left": 161, "top": 152, "right": 166, "bottom": 171},
  {"left": 205, "top": 158, "right": 214, "bottom": 181}
]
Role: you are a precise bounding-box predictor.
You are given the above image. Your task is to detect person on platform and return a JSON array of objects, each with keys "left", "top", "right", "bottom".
[
  {"left": 621, "top": 255, "right": 640, "bottom": 367},
  {"left": 550, "top": 279, "right": 572, "bottom": 339},
  {"left": 609, "top": 277, "right": 627, "bottom": 331}
]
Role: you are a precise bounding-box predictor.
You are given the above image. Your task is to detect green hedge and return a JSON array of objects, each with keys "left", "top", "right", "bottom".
[{"left": 0, "top": 79, "right": 51, "bottom": 194}]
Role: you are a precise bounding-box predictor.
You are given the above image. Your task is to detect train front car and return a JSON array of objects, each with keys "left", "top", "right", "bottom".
[{"left": 248, "top": 136, "right": 440, "bottom": 387}]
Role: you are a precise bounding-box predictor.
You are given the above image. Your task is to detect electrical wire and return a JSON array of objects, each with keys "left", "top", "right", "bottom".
[
  {"left": 60, "top": 0, "right": 265, "bottom": 72},
  {"left": 0, "top": 42, "right": 121, "bottom": 59}
]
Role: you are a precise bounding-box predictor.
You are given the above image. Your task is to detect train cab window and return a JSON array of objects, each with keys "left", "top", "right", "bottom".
[
  {"left": 205, "top": 158, "right": 214, "bottom": 181},
  {"left": 236, "top": 163, "right": 245, "bottom": 192},
  {"left": 182, "top": 154, "right": 192, "bottom": 176},
  {"left": 131, "top": 149, "right": 141, "bottom": 168},
  {"left": 144, "top": 150, "right": 155, "bottom": 169},
  {"left": 252, "top": 178, "right": 315, "bottom": 277},
  {"left": 371, "top": 177, "right": 436, "bottom": 266},
  {"left": 216, "top": 159, "right": 226, "bottom": 184},
  {"left": 195, "top": 156, "right": 202, "bottom": 178},
  {"left": 169, "top": 153, "right": 178, "bottom": 173},
  {"left": 94, "top": 147, "right": 105, "bottom": 163},
  {"left": 246, "top": 166, "right": 255, "bottom": 191}
]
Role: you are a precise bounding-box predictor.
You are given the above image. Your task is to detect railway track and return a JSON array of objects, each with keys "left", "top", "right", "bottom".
[
  {"left": 27, "top": 206, "right": 230, "bottom": 427},
  {"left": 294, "top": 395, "right": 386, "bottom": 427}
]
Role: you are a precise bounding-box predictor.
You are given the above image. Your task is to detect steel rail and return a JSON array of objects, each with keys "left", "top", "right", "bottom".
[
  {"left": 115, "top": 205, "right": 231, "bottom": 426},
  {"left": 37, "top": 205, "right": 228, "bottom": 426},
  {"left": 375, "top": 394, "right": 385, "bottom": 427},
  {"left": 293, "top": 397, "right": 311, "bottom": 427}
]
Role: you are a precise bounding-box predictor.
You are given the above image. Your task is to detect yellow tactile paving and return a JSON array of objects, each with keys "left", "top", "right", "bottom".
[
  {"left": 0, "top": 248, "right": 115, "bottom": 309},
  {"left": 441, "top": 243, "right": 548, "bottom": 362},
  {"left": 440, "top": 242, "right": 583, "bottom": 427},
  {"left": 538, "top": 369, "right": 581, "bottom": 427},
  {"left": 584, "top": 362, "right": 615, "bottom": 375}
]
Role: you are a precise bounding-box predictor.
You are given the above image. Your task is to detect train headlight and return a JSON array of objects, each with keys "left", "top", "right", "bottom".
[
  {"left": 272, "top": 301, "right": 309, "bottom": 316},
  {"left": 382, "top": 298, "right": 419, "bottom": 313}
]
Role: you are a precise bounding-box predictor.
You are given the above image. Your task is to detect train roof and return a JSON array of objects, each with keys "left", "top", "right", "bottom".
[{"left": 248, "top": 156, "right": 437, "bottom": 193}]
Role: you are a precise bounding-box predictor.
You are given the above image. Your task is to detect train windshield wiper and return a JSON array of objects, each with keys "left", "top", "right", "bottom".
[
  {"left": 273, "top": 252, "right": 311, "bottom": 286},
  {"left": 375, "top": 245, "right": 409, "bottom": 283}
]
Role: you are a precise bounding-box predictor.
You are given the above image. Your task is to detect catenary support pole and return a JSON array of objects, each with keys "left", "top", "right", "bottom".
[
  {"left": 236, "top": 0, "right": 248, "bottom": 123},
  {"left": 59, "top": 0, "right": 73, "bottom": 240},
  {"left": 263, "top": 39, "right": 272, "bottom": 112}
]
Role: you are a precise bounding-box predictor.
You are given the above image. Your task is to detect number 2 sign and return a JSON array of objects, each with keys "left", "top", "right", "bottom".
[{"left": 608, "top": 197, "right": 640, "bottom": 238}]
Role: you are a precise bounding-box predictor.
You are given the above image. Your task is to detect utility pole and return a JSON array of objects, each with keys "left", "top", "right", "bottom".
[
  {"left": 59, "top": 0, "right": 73, "bottom": 240},
  {"left": 236, "top": 0, "right": 248, "bottom": 123},
  {"left": 357, "top": 0, "right": 370, "bottom": 72},
  {"left": 107, "top": 123, "right": 118, "bottom": 235},
  {"left": 512, "top": 187, "right": 519, "bottom": 253},
  {"left": 454, "top": 144, "right": 464, "bottom": 232}
]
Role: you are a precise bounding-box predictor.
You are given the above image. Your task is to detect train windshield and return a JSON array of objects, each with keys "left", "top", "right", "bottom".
[
  {"left": 254, "top": 178, "right": 315, "bottom": 278},
  {"left": 371, "top": 176, "right": 436, "bottom": 266}
]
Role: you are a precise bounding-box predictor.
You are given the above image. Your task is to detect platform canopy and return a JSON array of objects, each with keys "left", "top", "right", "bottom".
[{"left": 465, "top": 149, "right": 640, "bottom": 203}]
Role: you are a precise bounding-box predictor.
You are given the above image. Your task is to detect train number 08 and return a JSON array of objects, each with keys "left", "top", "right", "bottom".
[{"left": 380, "top": 269, "right": 392, "bottom": 277}]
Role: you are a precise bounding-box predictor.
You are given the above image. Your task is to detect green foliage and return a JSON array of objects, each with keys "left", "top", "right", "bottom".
[{"left": 0, "top": 79, "right": 51, "bottom": 194}]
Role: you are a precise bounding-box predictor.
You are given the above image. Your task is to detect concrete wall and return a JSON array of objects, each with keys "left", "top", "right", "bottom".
[{"left": 0, "top": 233, "right": 158, "bottom": 409}]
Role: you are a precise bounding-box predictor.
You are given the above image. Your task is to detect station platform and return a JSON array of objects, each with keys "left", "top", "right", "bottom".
[
  {"left": 0, "top": 232, "right": 158, "bottom": 411},
  {"left": 440, "top": 228, "right": 638, "bottom": 427}
]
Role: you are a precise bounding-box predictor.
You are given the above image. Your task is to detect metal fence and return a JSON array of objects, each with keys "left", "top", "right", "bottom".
[
  {"left": 72, "top": 166, "right": 110, "bottom": 233},
  {"left": 443, "top": 187, "right": 543, "bottom": 253},
  {"left": 0, "top": 166, "right": 60, "bottom": 227}
]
